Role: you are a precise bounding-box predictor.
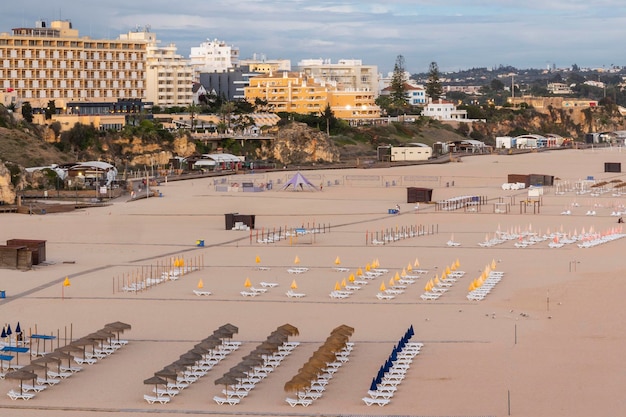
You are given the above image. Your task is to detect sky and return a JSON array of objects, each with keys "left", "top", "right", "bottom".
[{"left": 1, "top": 1, "right": 625, "bottom": 75}]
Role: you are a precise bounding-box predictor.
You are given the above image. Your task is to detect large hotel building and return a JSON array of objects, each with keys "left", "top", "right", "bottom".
[{"left": 0, "top": 20, "right": 147, "bottom": 109}]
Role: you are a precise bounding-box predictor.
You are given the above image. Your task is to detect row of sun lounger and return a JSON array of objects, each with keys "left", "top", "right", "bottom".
[
  {"left": 363, "top": 341, "right": 421, "bottom": 407},
  {"left": 213, "top": 341, "right": 299, "bottom": 405},
  {"left": 467, "top": 271, "right": 504, "bottom": 301},
  {"left": 122, "top": 266, "right": 199, "bottom": 292},
  {"left": 419, "top": 271, "right": 465, "bottom": 301},
  {"left": 145, "top": 340, "right": 240, "bottom": 405},
  {"left": 8, "top": 324, "right": 130, "bottom": 401},
  {"left": 285, "top": 342, "right": 353, "bottom": 407}
]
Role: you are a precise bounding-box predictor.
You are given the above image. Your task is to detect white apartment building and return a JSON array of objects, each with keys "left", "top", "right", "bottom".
[
  {"left": 422, "top": 99, "right": 468, "bottom": 120},
  {"left": 189, "top": 39, "right": 239, "bottom": 74},
  {"left": 120, "top": 27, "right": 194, "bottom": 107},
  {"left": 0, "top": 20, "right": 147, "bottom": 109},
  {"left": 297, "top": 59, "right": 378, "bottom": 94}
]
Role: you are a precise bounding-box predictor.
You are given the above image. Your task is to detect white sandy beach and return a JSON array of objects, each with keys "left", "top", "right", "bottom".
[{"left": 0, "top": 147, "right": 625, "bottom": 417}]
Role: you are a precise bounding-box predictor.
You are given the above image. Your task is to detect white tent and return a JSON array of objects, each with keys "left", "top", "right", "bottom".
[{"left": 281, "top": 172, "right": 317, "bottom": 191}]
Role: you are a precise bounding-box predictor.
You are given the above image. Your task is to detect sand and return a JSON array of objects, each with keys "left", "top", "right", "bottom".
[{"left": 0, "top": 147, "right": 625, "bottom": 417}]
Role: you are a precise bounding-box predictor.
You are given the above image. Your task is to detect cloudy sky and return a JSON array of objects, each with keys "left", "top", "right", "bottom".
[{"left": 1, "top": 1, "right": 624, "bottom": 74}]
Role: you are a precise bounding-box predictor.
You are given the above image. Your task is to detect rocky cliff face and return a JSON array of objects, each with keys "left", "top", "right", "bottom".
[
  {"left": 0, "top": 162, "right": 17, "bottom": 204},
  {"left": 260, "top": 122, "right": 340, "bottom": 164}
]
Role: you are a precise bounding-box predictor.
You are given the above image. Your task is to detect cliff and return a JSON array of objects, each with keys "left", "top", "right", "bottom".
[{"left": 260, "top": 122, "right": 340, "bottom": 164}]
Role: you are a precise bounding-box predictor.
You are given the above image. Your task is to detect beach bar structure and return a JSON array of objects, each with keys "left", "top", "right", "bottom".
[
  {"left": 225, "top": 213, "right": 256, "bottom": 230},
  {"left": 604, "top": 162, "right": 621, "bottom": 173},
  {"left": 0, "top": 245, "right": 32, "bottom": 270},
  {"left": 6, "top": 239, "right": 46, "bottom": 265},
  {"left": 407, "top": 187, "right": 433, "bottom": 203},
  {"left": 507, "top": 174, "right": 555, "bottom": 188}
]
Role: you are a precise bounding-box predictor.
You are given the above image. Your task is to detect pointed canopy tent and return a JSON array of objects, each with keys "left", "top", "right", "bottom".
[{"left": 280, "top": 172, "right": 318, "bottom": 191}]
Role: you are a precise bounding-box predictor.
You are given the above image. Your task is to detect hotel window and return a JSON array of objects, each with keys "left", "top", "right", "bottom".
[
  {"left": 39, "top": 70, "right": 45, "bottom": 78},
  {"left": 53, "top": 50, "right": 60, "bottom": 59}
]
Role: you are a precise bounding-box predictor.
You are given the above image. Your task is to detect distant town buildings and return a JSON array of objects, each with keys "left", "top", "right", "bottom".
[
  {"left": 547, "top": 82, "right": 573, "bottom": 95},
  {"left": 240, "top": 54, "right": 291, "bottom": 73},
  {"left": 379, "top": 82, "right": 426, "bottom": 105},
  {"left": 296, "top": 59, "right": 378, "bottom": 93},
  {"left": 189, "top": 38, "right": 239, "bottom": 74},
  {"left": 244, "top": 71, "right": 380, "bottom": 119}
]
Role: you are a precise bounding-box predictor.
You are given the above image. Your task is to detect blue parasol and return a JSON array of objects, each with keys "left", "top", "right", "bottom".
[
  {"left": 15, "top": 322, "right": 21, "bottom": 334},
  {"left": 6, "top": 324, "right": 12, "bottom": 336},
  {"left": 369, "top": 377, "right": 378, "bottom": 391},
  {"left": 1, "top": 328, "right": 5, "bottom": 338}
]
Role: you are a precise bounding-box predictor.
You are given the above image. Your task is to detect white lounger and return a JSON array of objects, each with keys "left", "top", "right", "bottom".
[
  {"left": 213, "top": 395, "right": 240, "bottom": 405},
  {"left": 286, "top": 290, "right": 306, "bottom": 298},
  {"left": 363, "top": 396, "right": 390, "bottom": 406},
  {"left": 144, "top": 394, "right": 170, "bottom": 404},
  {"left": 7, "top": 390, "right": 35, "bottom": 400},
  {"left": 285, "top": 397, "right": 312, "bottom": 407},
  {"left": 193, "top": 290, "right": 212, "bottom": 296}
]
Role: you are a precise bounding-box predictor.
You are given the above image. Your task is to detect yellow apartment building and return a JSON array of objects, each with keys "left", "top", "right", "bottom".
[
  {"left": 245, "top": 71, "right": 380, "bottom": 120},
  {"left": 0, "top": 20, "right": 147, "bottom": 110}
]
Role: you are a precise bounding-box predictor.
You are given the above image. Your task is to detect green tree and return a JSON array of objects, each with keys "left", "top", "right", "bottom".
[
  {"left": 320, "top": 103, "right": 336, "bottom": 136},
  {"left": 219, "top": 102, "right": 236, "bottom": 129},
  {"left": 490, "top": 79, "right": 505, "bottom": 91},
  {"left": 21, "top": 102, "right": 33, "bottom": 123},
  {"left": 425, "top": 62, "right": 443, "bottom": 102},
  {"left": 45, "top": 100, "right": 56, "bottom": 120},
  {"left": 389, "top": 55, "right": 408, "bottom": 115},
  {"left": 187, "top": 102, "right": 200, "bottom": 130}
]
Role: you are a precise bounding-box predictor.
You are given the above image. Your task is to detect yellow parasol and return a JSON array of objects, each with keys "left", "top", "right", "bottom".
[
  {"left": 414, "top": 258, "right": 420, "bottom": 268},
  {"left": 356, "top": 267, "right": 363, "bottom": 276},
  {"left": 244, "top": 278, "right": 251, "bottom": 288},
  {"left": 341, "top": 279, "right": 347, "bottom": 288},
  {"left": 389, "top": 277, "right": 395, "bottom": 287},
  {"left": 365, "top": 263, "right": 371, "bottom": 271},
  {"left": 379, "top": 281, "right": 386, "bottom": 291},
  {"left": 491, "top": 259, "right": 497, "bottom": 270},
  {"left": 407, "top": 263, "right": 412, "bottom": 272},
  {"left": 197, "top": 279, "right": 204, "bottom": 289},
  {"left": 291, "top": 279, "right": 298, "bottom": 289},
  {"left": 294, "top": 255, "right": 300, "bottom": 265},
  {"left": 334, "top": 282, "right": 341, "bottom": 291},
  {"left": 255, "top": 255, "right": 261, "bottom": 264},
  {"left": 63, "top": 277, "right": 71, "bottom": 287},
  {"left": 394, "top": 271, "right": 401, "bottom": 281},
  {"left": 334, "top": 256, "right": 341, "bottom": 265},
  {"left": 348, "top": 273, "right": 355, "bottom": 282}
]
